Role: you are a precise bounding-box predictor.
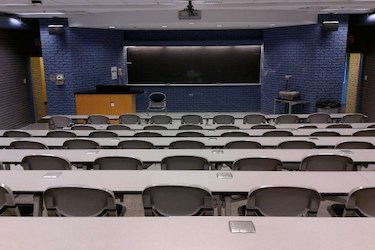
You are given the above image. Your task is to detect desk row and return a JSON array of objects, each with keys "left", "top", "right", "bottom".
[
  {"left": 4, "top": 128, "right": 375, "bottom": 137},
  {"left": 44, "top": 112, "right": 367, "bottom": 126},
  {"left": 1, "top": 216, "right": 375, "bottom": 250},
  {"left": 0, "top": 150, "right": 372, "bottom": 171},
  {"left": 2, "top": 170, "right": 375, "bottom": 217},
  {"left": 65, "top": 122, "right": 375, "bottom": 130},
  {"left": 2, "top": 137, "right": 375, "bottom": 149}
]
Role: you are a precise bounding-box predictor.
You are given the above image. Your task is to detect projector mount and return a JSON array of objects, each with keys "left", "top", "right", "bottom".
[
  {"left": 178, "top": 0, "right": 202, "bottom": 19},
  {"left": 184, "top": 1, "right": 196, "bottom": 16}
]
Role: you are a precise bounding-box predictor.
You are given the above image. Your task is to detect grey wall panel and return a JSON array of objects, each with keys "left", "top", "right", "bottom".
[{"left": 0, "top": 29, "right": 33, "bottom": 129}]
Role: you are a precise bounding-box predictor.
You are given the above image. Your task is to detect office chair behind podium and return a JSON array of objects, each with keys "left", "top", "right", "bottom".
[{"left": 147, "top": 92, "right": 167, "bottom": 114}]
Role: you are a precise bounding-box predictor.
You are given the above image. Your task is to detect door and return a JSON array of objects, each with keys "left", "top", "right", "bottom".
[{"left": 30, "top": 57, "right": 48, "bottom": 121}]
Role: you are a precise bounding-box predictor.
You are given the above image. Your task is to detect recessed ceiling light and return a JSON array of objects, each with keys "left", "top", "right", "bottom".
[
  {"left": 188, "top": 22, "right": 194, "bottom": 25},
  {"left": 270, "top": 23, "right": 276, "bottom": 26},
  {"left": 368, "top": 13, "right": 375, "bottom": 22},
  {"left": 9, "top": 17, "right": 22, "bottom": 26},
  {"left": 17, "top": 12, "right": 64, "bottom": 16},
  {"left": 109, "top": 26, "right": 116, "bottom": 29},
  {"left": 162, "top": 25, "right": 168, "bottom": 28},
  {"left": 217, "top": 24, "right": 223, "bottom": 27},
  {"left": 48, "top": 24, "right": 64, "bottom": 28},
  {"left": 0, "top": 3, "right": 33, "bottom": 6}
]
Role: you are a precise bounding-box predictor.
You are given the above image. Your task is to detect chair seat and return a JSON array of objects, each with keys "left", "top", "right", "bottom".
[{"left": 328, "top": 204, "right": 345, "bottom": 217}]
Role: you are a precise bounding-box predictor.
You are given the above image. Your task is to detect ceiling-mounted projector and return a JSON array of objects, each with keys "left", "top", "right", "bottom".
[{"left": 178, "top": 1, "right": 201, "bottom": 20}]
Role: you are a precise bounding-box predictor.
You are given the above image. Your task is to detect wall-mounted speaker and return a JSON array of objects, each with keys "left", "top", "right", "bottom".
[
  {"left": 322, "top": 21, "right": 339, "bottom": 32},
  {"left": 48, "top": 25, "right": 64, "bottom": 35}
]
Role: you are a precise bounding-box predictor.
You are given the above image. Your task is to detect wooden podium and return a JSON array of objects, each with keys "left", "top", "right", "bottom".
[{"left": 75, "top": 94, "right": 136, "bottom": 115}]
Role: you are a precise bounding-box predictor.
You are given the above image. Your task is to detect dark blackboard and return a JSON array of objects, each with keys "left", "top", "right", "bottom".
[{"left": 126, "top": 45, "right": 261, "bottom": 84}]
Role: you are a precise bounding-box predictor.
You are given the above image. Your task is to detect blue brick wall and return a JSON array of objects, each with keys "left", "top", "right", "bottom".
[
  {"left": 39, "top": 19, "right": 124, "bottom": 114},
  {"left": 40, "top": 15, "right": 348, "bottom": 114},
  {"left": 262, "top": 14, "right": 348, "bottom": 113},
  {"left": 132, "top": 85, "right": 261, "bottom": 112}
]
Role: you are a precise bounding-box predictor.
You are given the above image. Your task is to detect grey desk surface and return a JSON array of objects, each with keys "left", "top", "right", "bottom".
[
  {"left": 42, "top": 112, "right": 359, "bottom": 120},
  {"left": 1, "top": 136, "right": 375, "bottom": 148},
  {"left": 1, "top": 216, "right": 375, "bottom": 250},
  {"left": 0, "top": 148, "right": 373, "bottom": 164},
  {"left": 0, "top": 170, "right": 370, "bottom": 195},
  {"left": 1, "top": 128, "right": 374, "bottom": 137}
]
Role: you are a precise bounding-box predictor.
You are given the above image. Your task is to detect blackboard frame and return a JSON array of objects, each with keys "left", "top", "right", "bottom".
[{"left": 125, "top": 45, "right": 263, "bottom": 86}]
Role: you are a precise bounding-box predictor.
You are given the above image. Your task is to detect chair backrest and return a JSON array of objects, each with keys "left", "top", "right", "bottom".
[
  {"left": 251, "top": 124, "right": 276, "bottom": 129},
  {"left": 243, "top": 114, "right": 266, "bottom": 124},
  {"left": 307, "top": 113, "right": 332, "bottom": 123},
  {"left": 119, "top": 114, "right": 141, "bottom": 124},
  {"left": 326, "top": 124, "right": 352, "bottom": 129},
  {"left": 169, "top": 140, "right": 205, "bottom": 149},
  {"left": 144, "top": 125, "right": 168, "bottom": 130},
  {"left": 176, "top": 131, "right": 205, "bottom": 137},
  {"left": 216, "top": 125, "right": 240, "bottom": 130},
  {"left": 149, "top": 92, "right": 166, "bottom": 102},
  {"left": 148, "top": 92, "right": 167, "bottom": 111},
  {"left": 43, "top": 186, "right": 117, "bottom": 216},
  {"left": 335, "top": 141, "right": 374, "bottom": 149},
  {"left": 225, "top": 141, "right": 262, "bottom": 149},
  {"left": 87, "top": 115, "right": 110, "bottom": 124},
  {"left": 310, "top": 131, "right": 341, "bottom": 137},
  {"left": 106, "top": 124, "right": 131, "bottom": 130},
  {"left": 49, "top": 116, "right": 72, "bottom": 129},
  {"left": 341, "top": 114, "right": 366, "bottom": 123},
  {"left": 89, "top": 131, "right": 118, "bottom": 138},
  {"left": 22, "top": 155, "right": 72, "bottom": 170},
  {"left": 353, "top": 129, "right": 375, "bottom": 137},
  {"left": 245, "top": 186, "right": 321, "bottom": 216},
  {"left": 93, "top": 156, "right": 143, "bottom": 170},
  {"left": 297, "top": 125, "right": 318, "bottom": 129},
  {"left": 134, "top": 132, "right": 162, "bottom": 137},
  {"left": 0, "top": 184, "right": 20, "bottom": 216},
  {"left": 181, "top": 115, "right": 203, "bottom": 124},
  {"left": 47, "top": 130, "right": 77, "bottom": 138},
  {"left": 213, "top": 115, "right": 235, "bottom": 124},
  {"left": 232, "top": 157, "right": 283, "bottom": 171},
  {"left": 3, "top": 130, "right": 31, "bottom": 137},
  {"left": 161, "top": 156, "right": 209, "bottom": 170},
  {"left": 142, "top": 185, "right": 214, "bottom": 216},
  {"left": 63, "top": 139, "right": 100, "bottom": 149},
  {"left": 9, "top": 140, "right": 48, "bottom": 149},
  {"left": 118, "top": 140, "right": 154, "bottom": 149},
  {"left": 71, "top": 125, "right": 96, "bottom": 130},
  {"left": 344, "top": 187, "right": 375, "bottom": 217},
  {"left": 367, "top": 124, "right": 375, "bottom": 129},
  {"left": 300, "top": 154, "right": 354, "bottom": 171},
  {"left": 262, "top": 130, "right": 293, "bottom": 137},
  {"left": 278, "top": 140, "right": 317, "bottom": 149},
  {"left": 275, "top": 114, "right": 299, "bottom": 124},
  {"left": 220, "top": 131, "right": 250, "bottom": 137},
  {"left": 178, "top": 124, "right": 203, "bottom": 130},
  {"left": 150, "top": 115, "right": 172, "bottom": 124}
]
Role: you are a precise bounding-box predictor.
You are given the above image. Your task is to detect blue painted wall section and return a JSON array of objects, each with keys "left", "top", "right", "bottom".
[
  {"left": 131, "top": 86, "right": 261, "bottom": 112},
  {"left": 262, "top": 14, "right": 348, "bottom": 113},
  {"left": 39, "top": 18, "right": 124, "bottom": 114},
  {"left": 40, "top": 15, "right": 348, "bottom": 114}
]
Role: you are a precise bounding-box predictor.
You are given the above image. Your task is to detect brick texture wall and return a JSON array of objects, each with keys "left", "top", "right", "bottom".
[
  {"left": 262, "top": 14, "right": 349, "bottom": 113},
  {"left": 132, "top": 85, "right": 261, "bottom": 112},
  {"left": 39, "top": 19, "right": 124, "bottom": 115},
  {"left": 40, "top": 15, "right": 348, "bottom": 114}
]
